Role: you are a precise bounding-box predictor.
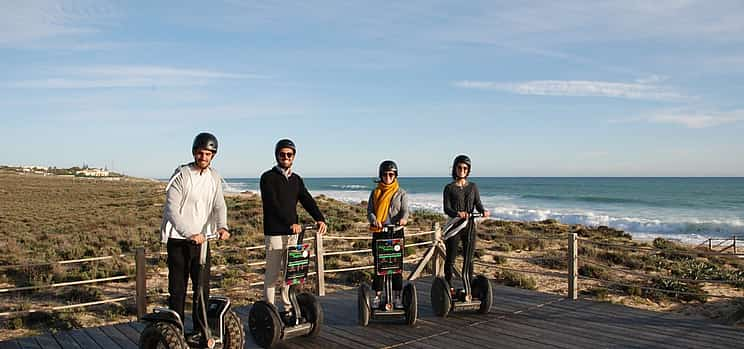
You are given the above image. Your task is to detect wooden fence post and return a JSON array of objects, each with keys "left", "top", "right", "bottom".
[
  {"left": 135, "top": 247, "right": 146, "bottom": 319},
  {"left": 734, "top": 236, "right": 737, "bottom": 254},
  {"left": 568, "top": 233, "right": 578, "bottom": 300},
  {"left": 315, "top": 231, "right": 326, "bottom": 296},
  {"left": 708, "top": 239, "right": 712, "bottom": 251},
  {"left": 433, "top": 222, "right": 442, "bottom": 277}
]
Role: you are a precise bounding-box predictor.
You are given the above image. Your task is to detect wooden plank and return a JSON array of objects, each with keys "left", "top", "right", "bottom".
[
  {"left": 0, "top": 341, "right": 21, "bottom": 349},
  {"left": 14, "top": 338, "right": 40, "bottom": 349},
  {"left": 113, "top": 323, "right": 141, "bottom": 345},
  {"left": 50, "top": 331, "right": 82, "bottom": 349},
  {"left": 82, "top": 328, "right": 121, "bottom": 349},
  {"left": 99, "top": 326, "right": 136, "bottom": 349},
  {"left": 67, "top": 330, "right": 100, "bottom": 349},
  {"left": 33, "top": 335, "right": 62, "bottom": 349}
]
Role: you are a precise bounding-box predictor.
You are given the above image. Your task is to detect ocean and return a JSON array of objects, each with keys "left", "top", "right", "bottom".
[{"left": 222, "top": 177, "right": 744, "bottom": 244}]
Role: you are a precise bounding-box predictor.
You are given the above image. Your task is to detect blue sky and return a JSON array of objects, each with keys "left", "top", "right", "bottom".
[{"left": 1, "top": 0, "right": 743, "bottom": 178}]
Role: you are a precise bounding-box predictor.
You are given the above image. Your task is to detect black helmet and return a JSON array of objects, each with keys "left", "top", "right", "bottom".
[
  {"left": 452, "top": 154, "right": 471, "bottom": 179},
  {"left": 275, "top": 139, "right": 296, "bottom": 155},
  {"left": 192, "top": 132, "right": 218, "bottom": 154},
  {"left": 378, "top": 160, "right": 398, "bottom": 179}
]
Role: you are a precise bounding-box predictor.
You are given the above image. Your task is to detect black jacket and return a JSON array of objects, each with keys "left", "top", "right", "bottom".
[
  {"left": 443, "top": 182, "right": 485, "bottom": 218},
  {"left": 260, "top": 167, "right": 325, "bottom": 235}
]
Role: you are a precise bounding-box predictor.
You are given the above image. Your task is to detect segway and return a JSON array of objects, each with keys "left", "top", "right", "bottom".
[
  {"left": 248, "top": 224, "right": 323, "bottom": 348},
  {"left": 431, "top": 212, "right": 493, "bottom": 317},
  {"left": 357, "top": 225, "right": 417, "bottom": 326},
  {"left": 139, "top": 232, "right": 245, "bottom": 349}
]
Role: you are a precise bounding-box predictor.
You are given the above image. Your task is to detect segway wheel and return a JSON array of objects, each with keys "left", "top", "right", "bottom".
[
  {"left": 297, "top": 292, "right": 323, "bottom": 338},
  {"left": 472, "top": 275, "right": 493, "bottom": 314},
  {"left": 248, "top": 301, "right": 282, "bottom": 349},
  {"left": 403, "top": 282, "right": 418, "bottom": 326},
  {"left": 357, "top": 284, "right": 371, "bottom": 326},
  {"left": 223, "top": 310, "right": 246, "bottom": 349},
  {"left": 431, "top": 277, "right": 452, "bottom": 317},
  {"left": 139, "top": 322, "right": 188, "bottom": 349}
]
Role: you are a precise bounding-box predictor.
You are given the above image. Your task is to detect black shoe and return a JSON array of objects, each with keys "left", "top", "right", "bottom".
[
  {"left": 185, "top": 332, "right": 205, "bottom": 347},
  {"left": 280, "top": 310, "right": 296, "bottom": 325}
]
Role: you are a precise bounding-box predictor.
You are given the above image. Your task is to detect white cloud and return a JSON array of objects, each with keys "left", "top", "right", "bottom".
[
  {"left": 0, "top": 0, "right": 118, "bottom": 46},
  {"left": 6, "top": 65, "right": 267, "bottom": 89},
  {"left": 454, "top": 80, "right": 683, "bottom": 101},
  {"left": 648, "top": 110, "right": 744, "bottom": 128}
]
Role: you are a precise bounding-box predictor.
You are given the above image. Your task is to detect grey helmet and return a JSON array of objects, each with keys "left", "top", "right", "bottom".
[
  {"left": 275, "top": 139, "right": 296, "bottom": 156},
  {"left": 192, "top": 132, "right": 218, "bottom": 154},
  {"left": 378, "top": 160, "right": 398, "bottom": 179},
  {"left": 451, "top": 154, "right": 471, "bottom": 179}
]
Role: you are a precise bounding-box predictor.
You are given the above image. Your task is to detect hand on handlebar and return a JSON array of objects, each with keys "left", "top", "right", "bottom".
[
  {"left": 189, "top": 233, "right": 206, "bottom": 245},
  {"left": 484, "top": 210, "right": 490, "bottom": 218},
  {"left": 291, "top": 224, "right": 302, "bottom": 234},
  {"left": 457, "top": 211, "right": 469, "bottom": 219},
  {"left": 398, "top": 218, "right": 408, "bottom": 226},
  {"left": 316, "top": 221, "right": 327, "bottom": 235},
  {"left": 217, "top": 228, "right": 230, "bottom": 240}
]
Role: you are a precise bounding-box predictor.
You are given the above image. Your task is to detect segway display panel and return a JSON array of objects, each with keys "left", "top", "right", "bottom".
[
  {"left": 374, "top": 238, "right": 404, "bottom": 276},
  {"left": 285, "top": 243, "right": 311, "bottom": 285}
]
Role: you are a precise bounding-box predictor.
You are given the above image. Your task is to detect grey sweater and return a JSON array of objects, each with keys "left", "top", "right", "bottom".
[
  {"left": 367, "top": 188, "right": 410, "bottom": 226},
  {"left": 159, "top": 164, "right": 228, "bottom": 243}
]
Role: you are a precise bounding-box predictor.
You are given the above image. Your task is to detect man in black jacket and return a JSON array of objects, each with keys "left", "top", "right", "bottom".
[{"left": 260, "top": 139, "right": 327, "bottom": 314}]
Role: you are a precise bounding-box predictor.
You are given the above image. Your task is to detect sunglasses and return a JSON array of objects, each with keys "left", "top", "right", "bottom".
[
  {"left": 382, "top": 172, "right": 396, "bottom": 178},
  {"left": 456, "top": 165, "right": 469, "bottom": 170},
  {"left": 278, "top": 152, "right": 294, "bottom": 159}
]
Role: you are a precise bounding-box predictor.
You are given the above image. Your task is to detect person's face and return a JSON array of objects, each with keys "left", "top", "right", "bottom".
[
  {"left": 193, "top": 149, "right": 214, "bottom": 169},
  {"left": 381, "top": 171, "right": 396, "bottom": 185},
  {"left": 455, "top": 163, "right": 469, "bottom": 179},
  {"left": 276, "top": 147, "right": 295, "bottom": 169}
]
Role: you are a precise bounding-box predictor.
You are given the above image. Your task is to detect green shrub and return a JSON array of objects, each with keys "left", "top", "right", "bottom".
[
  {"left": 496, "top": 271, "right": 537, "bottom": 290},
  {"left": 579, "top": 264, "right": 609, "bottom": 279}
]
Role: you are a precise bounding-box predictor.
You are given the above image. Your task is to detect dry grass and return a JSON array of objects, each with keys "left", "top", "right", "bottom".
[{"left": 2, "top": 170, "right": 743, "bottom": 340}]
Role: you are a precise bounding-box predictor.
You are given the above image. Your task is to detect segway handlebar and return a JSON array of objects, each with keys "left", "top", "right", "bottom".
[
  {"left": 382, "top": 224, "right": 405, "bottom": 233},
  {"left": 294, "top": 223, "right": 319, "bottom": 243},
  {"left": 469, "top": 212, "right": 485, "bottom": 219}
]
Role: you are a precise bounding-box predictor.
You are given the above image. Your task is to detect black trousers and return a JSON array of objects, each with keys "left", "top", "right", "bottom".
[
  {"left": 167, "top": 238, "right": 211, "bottom": 337},
  {"left": 372, "top": 229, "right": 403, "bottom": 292},
  {"left": 444, "top": 221, "right": 476, "bottom": 285}
]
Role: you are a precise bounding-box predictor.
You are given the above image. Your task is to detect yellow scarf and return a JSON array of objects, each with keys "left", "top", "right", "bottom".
[{"left": 370, "top": 179, "right": 399, "bottom": 232}]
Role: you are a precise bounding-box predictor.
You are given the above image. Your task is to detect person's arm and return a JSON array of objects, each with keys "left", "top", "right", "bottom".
[
  {"left": 260, "top": 172, "right": 292, "bottom": 226},
  {"left": 367, "top": 191, "right": 377, "bottom": 225},
  {"left": 164, "top": 172, "right": 195, "bottom": 238},
  {"left": 298, "top": 176, "right": 325, "bottom": 222},
  {"left": 211, "top": 173, "right": 229, "bottom": 237},
  {"left": 398, "top": 190, "right": 410, "bottom": 223},
  {"left": 443, "top": 185, "right": 457, "bottom": 218},
  {"left": 472, "top": 183, "right": 486, "bottom": 214}
]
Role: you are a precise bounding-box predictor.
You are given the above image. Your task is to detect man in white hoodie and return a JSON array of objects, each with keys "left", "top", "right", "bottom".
[{"left": 160, "top": 132, "right": 230, "bottom": 343}]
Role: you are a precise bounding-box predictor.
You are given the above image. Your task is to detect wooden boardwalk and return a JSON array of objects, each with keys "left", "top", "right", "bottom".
[{"left": 2, "top": 278, "right": 743, "bottom": 348}]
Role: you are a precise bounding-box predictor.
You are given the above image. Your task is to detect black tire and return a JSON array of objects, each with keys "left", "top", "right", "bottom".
[
  {"left": 297, "top": 292, "right": 323, "bottom": 338},
  {"left": 472, "top": 275, "right": 493, "bottom": 314},
  {"left": 139, "top": 322, "right": 188, "bottom": 349},
  {"left": 248, "top": 301, "right": 282, "bottom": 349},
  {"left": 357, "top": 284, "right": 371, "bottom": 326},
  {"left": 431, "top": 277, "right": 451, "bottom": 317},
  {"left": 403, "top": 282, "right": 417, "bottom": 326},
  {"left": 223, "top": 310, "right": 245, "bottom": 349}
]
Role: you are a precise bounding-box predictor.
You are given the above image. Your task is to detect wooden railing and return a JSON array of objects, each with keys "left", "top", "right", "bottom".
[{"left": 3, "top": 225, "right": 743, "bottom": 320}]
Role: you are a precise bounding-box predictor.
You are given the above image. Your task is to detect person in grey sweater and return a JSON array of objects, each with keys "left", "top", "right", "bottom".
[
  {"left": 367, "top": 160, "right": 409, "bottom": 308},
  {"left": 159, "top": 132, "right": 231, "bottom": 344}
]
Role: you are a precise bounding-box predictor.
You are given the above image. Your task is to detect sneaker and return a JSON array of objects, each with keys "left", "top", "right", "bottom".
[
  {"left": 394, "top": 296, "right": 403, "bottom": 308},
  {"left": 372, "top": 295, "right": 381, "bottom": 309},
  {"left": 280, "top": 310, "right": 295, "bottom": 325}
]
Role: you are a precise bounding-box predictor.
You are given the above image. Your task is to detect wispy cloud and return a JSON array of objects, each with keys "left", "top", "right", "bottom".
[
  {"left": 454, "top": 80, "right": 684, "bottom": 101},
  {"left": 0, "top": 0, "right": 118, "bottom": 46},
  {"left": 5, "top": 65, "right": 268, "bottom": 89},
  {"left": 648, "top": 110, "right": 744, "bottom": 128}
]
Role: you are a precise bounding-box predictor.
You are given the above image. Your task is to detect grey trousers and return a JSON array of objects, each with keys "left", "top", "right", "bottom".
[{"left": 263, "top": 234, "right": 298, "bottom": 311}]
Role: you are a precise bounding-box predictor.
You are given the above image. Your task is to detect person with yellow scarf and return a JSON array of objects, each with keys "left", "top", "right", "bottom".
[{"left": 367, "top": 160, "right": 409, "bottom": 309}]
